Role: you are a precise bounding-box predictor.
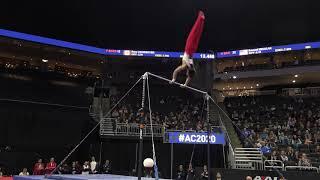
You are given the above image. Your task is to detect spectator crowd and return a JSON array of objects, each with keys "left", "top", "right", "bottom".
[
  {"left": 14, "top": 156, "right": 112, "bottom": 177},
  {"left": 110, "top": 93, "right": 208, "bottom": 132},
  {"left": 225, "top": 95, "right": 320, "bottom": 168}
]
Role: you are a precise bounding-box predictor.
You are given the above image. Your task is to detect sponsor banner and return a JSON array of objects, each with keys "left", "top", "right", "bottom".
[
  {"left": 204, "top": 168, "right": 320, "bottom": 180},
  {"left": 168, "top": 132, "right": 225, "bottom": 145}
]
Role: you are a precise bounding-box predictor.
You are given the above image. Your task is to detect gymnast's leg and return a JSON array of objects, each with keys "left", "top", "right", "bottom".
[{"left": 183, "top": 65, "right": 195, "bottom": 86}]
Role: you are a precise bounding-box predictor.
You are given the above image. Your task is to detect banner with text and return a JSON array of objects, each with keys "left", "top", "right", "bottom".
[{"left": 168, "top": 132, "right": 225, "bottom": 145}]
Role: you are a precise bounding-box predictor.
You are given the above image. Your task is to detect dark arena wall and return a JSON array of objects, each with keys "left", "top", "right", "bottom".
[{"left": 93, "top": 139, "right": 225, "bottom": 178}]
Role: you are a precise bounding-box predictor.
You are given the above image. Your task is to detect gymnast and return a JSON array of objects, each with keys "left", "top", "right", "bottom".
[{"left": 171, "top": 11, "right": 205, "bottom": 86}]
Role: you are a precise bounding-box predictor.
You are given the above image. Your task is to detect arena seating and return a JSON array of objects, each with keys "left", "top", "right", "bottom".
[
  {"left": 224, "top": 95, "right": 320, "bottom": 168},
  {"left": 110, "top": 85, "right": 207, "bottom": 131}
]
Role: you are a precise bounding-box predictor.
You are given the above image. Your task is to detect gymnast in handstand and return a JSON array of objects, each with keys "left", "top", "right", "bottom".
[{"left": 171, "top": 11, "right": 205, "bottom": 86}]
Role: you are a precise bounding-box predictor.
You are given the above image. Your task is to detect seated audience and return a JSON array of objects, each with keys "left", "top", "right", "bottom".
[
  {"left": 200, "top": 165, "right": 208, "bottom": 180},
  {"left": 19, "top": 168, "right": 29, "bottom": 176},
  {"left": 90, "top": 156, "right": 98, "bottom": 174},
  {"left": 45, "top": 157, "right": 57, "bottom": 174},
  {"left": 82, "top": 161, "right": 90, "bottom": 175},
  {"left": 279, "top": 150, "right": 289, "bottom": 165},
  {"left": 102, "top": 160, "right": 112, "bottom": 174},
  {"left": 298, "top": 153, "right": 311, "bottom": 167},
  {"left": 33, "top": 159, "right": 45, "bottom": 175},
  {"left": 186, "top": 164, "right": 195, "bottom": 180},
  {"left": 176, "top": 165, "right": 186, "bottom": 180}
]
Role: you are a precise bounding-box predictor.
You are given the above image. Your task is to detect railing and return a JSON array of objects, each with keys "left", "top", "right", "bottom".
[
  {"left": 100, "top": 116, "right": 221, "bottom": 138},
  {"left": 285, "top": 166, "right": 319, "bottom": 173},
  {"left": 165, "top": 126, "right": 223, "bottom": 133},
  {"left": 264, "top": 160, "right": 285, "bottom": 171},
  {"left": 234, "top": 148, "right": 264, "bottom": 170},
  {"left": 217, "top": 111, "right": 235, "bottom": 168},
  {"left": 115, "top": 123, "right": 163, "bottom": 137}
]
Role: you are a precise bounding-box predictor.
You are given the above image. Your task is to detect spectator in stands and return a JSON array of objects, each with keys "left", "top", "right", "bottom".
[
  {"left": 215, "top": 172, "right": 222, "bottom": 180},
  {"left": 102, "top": 160, "right": 111, "bottom": 174},
  {"left": 286, "top": 147, "right": 295, "bottom": 162},
  {"left": 267, "top": 131, "right": 278, "bottom": 148},
  {"left": 82, "top": 161, "right": 90, "bottom": 175},
  {"left": 246, "top": 176, "right": 253, "bottom": 180},
  {"left": 258, "top": 141, "right": 271, "bottom": 155},
  {"left": 19, "top": 168, "right": 29, "bottom": 176},
  {"left": 60, "top": 163, "right": 70, "bottom": 174},
  {"left": 33, "top": 158, "right": 45, "bottom": 175},
  {"left": 270, "top": 150, "right": 279, "bottom": 161},
  {"left": 45, "top": 157, "right": 56, "bottom": 174},
  {"left": 90, "top": 156, "right": 98, "bottom": 174},
  {"left": 0, "top": 168, "right": 2, "bottom": 177},
  {"left": 293, "top": 151, "right": 300, "bottom": 164},
  {"left": 176, "top": 165, "right": 186, "bottom": 180},
  {"left": 242, "top": 127, "right": 251, "bottom": 138},
  {"left": 298, "top": 153, "right": 311, "bottom": 167},
  {"left": 186, "top": 164, "right": 195, "bottom": 180},
  {"left": 290, "top": 135, "right": 302, "bottom": 149},
  {"left": 200, "top": 165, "right": 208, "bottom": 180},
  {"left": 280, "top": 150, "right": 289, "bottom": 165},
  {"left": 278, "top": 132, "right": 288, "bottom": 145},
  {"left": 313, "top": 131, "right": 320, "bottom": 144},
  {"left": 260, "top": 128, "right": 269, "bottom": 140},
  {"left": 75, "top": 161, "right": 82, "bottom": 174},
  {"left": 316, "top": 145, "right": 320, "bottom": 155},
  {"left": 71, "top": 162, "right": 78, "bottom": 174},
  {"left": 287, "top": 115, "right": 296, "bottom": 128}
]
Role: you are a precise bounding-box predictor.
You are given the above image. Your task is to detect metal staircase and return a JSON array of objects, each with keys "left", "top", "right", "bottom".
[
  {"left": 89, "top": 112, "right": 115, "bottom": 136},
  {"left": 100, "top": 117, "right": 116, "bottom": 136},
  {"left": 234, "top": 148, "right": 264, "bottom": 170}
]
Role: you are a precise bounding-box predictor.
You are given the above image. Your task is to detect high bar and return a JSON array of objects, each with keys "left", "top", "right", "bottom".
[{"left": 147, "top": 72, "right": 208, "bottom": 94}]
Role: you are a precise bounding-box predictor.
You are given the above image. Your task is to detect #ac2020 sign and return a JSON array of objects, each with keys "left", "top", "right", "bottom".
[{"left": 168, "top": 132, "right": 225, "bottom": 145}]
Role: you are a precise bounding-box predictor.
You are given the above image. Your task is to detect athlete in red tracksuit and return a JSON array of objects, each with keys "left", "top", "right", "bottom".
[
  {"left": 171, "top": 11, "right": 205, "bottom": 86},
  {"left": 45, "top": 158, "right": 57, "bottom": 174}
]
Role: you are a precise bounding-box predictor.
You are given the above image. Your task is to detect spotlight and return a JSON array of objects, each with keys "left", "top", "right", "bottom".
[
  {"left": 294, "top": 74, "right": 299, "bottom": 78},
  {"left": 256, "top": 84, "right": 260, "bottom": 87},
  {"left": 292, "top": 80, "right": 296, "bottom": 83},
  {"left": 232, "top": 76, "right": 237, "bottom": 79},
  {"left": 42, "top": 59, "right": 48, "bottom": 63}
]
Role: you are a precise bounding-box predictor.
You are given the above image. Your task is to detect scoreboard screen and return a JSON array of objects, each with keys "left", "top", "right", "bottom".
[{"left": 217, "top": 41, "right": 320, "bottom": 58}]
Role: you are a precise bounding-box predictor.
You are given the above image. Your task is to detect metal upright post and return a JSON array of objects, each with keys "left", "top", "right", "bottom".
[
  {"left": 138, "top": 126, "right": 143, "bottom": 180},
  {"left": 170, "top": 143, "right": 174, "bottom": 179},
  {"left": 206, "top": 93, "right": 211, "bottom": 180},
  {"left": 138, "top": 73, "right": 147, "bottom": 180}
]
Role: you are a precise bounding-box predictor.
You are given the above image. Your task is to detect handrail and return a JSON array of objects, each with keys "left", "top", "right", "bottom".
[
  {"left": 165, "top": 126, "right": 223, "bottom": 133},
  {"left": 285, "top": 166, "right": 319, "bottom": 173},
  {"left": 264, "top": 160, "right": 284, "bottom": 171}
]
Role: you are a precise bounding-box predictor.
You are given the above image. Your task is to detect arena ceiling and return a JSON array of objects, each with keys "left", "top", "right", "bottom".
[{"left": 0, "top": 0, "right": 319, "bottom": 52}]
